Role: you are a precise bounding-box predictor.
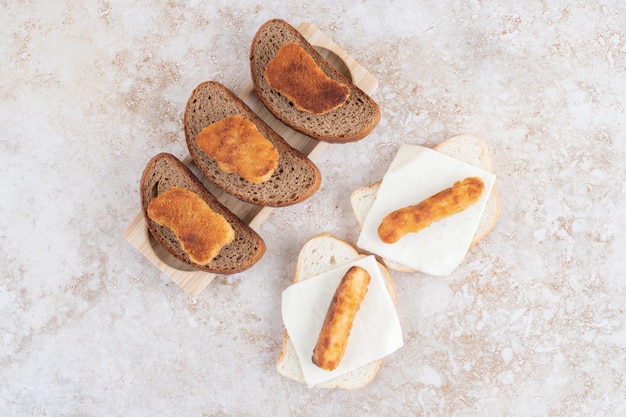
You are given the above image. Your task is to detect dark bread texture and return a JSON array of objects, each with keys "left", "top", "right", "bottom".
[
  {"left": 250, "top": 19, "right": 380, "bottom": 143},
  {"left": 184, "top": 81, "right": 322, "bottom": 207},
  {"left": 140, "top": 153, "right": 266, "bottom": 274}
]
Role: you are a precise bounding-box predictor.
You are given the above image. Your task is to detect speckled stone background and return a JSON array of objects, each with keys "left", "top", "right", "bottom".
[{"left": 2, "top": 1, "right": 626, "bottom": 416}]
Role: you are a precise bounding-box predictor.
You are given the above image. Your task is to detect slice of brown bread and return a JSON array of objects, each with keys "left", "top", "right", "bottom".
[
  {"left": 250, "top": 19, "right": 381, "bottom": 143},
  {"left": 140, "top": 153, "right": 266, "bottom": 274},
  {"left": 184, "top": 81, "right": 322, "bottom": 207}
]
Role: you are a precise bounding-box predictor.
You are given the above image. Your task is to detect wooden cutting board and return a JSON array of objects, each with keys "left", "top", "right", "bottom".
[{"left": 123, "top": 22, "right": 379, "bottom": 296}]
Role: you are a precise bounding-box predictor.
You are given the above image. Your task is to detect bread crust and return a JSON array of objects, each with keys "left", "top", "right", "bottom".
[
  {"left": 140, "top": 153, "right": 266, "bottom": 274},
  {"left": 312, "top": 266, "right": 371, "bottom": 371},
  {"left": 184, "top": 81, "right": 321, "bottom": 207},
  {"left": 250, "top": 19, "right": 380, "bottom": 143}
]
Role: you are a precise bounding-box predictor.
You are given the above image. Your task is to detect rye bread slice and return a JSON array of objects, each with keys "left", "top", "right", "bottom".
[
  {"left": 184, "top": 81, "right": 322, "bottom": 207},
  {"left": 250, "top": 19, "right": 381, "bottom": 143},
  {"left": 140, "top": 153, "right": 266, "bottom": 274}
]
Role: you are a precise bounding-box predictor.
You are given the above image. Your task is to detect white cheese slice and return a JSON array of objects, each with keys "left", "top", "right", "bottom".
[
  {"left": 357, "top": 144, "right": 496, "bottom": 276},
  {"left": 281, "top": 255, "right": 404, "bottom": 386}
]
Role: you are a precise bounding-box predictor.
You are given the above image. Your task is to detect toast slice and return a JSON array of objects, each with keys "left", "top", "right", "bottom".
[
  {"left": 276, "top": 233, "right": 396, "bottom": 389},
  {"left": 184, "top": 81, "right": 322, "bottom": 207},
  {"left": 140, "top": 153, "right": 266, "bottom": 274},
  {"left": 351, "top": 135, "right": 500, "bottom": 272},
  {"left": 250, "top": 19, "right": 380, "bottom": 143}
]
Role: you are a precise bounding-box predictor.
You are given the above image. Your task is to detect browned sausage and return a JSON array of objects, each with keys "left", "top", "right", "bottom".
[
  {"left": 312, "top": 266, "right": 371, "bottom": 371},
  {"left": 378, "top": 176, "right": 484, "bottom": 244}
]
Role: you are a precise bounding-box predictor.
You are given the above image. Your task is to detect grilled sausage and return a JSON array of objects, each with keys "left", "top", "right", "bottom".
[
  {"left": 378, "top": 176, "right": 484, "bottom": 244},
  {"left": 312, "top": 266, "right": 371, "bottom": 371}
]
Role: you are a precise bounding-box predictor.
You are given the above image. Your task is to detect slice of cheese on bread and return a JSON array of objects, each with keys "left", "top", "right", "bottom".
[
  {"left": 277, "top": 233, "right": 403, "bottom": 389},
  {"left": 351, "top": 135, "right": 500, "bottom": 274},
  {"left": 140, "top": 153, "right": 266, "bottom": 274}
]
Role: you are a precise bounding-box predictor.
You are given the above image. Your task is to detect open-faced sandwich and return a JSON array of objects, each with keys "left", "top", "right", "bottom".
[
  {"left": 250, "top": 19, "right": 380, "bottom": 143},
  {"left": 184, "top": 81, "right": 322, "bottom": 207},
  {"left": 278, "top": 233, "right": 403, "bottom": 389},
  {"left": 352, "top": 135, "right": 500, "bottom": 275},
  {"left": 140, "top": 153, "right": 266, "bottom": 274}
]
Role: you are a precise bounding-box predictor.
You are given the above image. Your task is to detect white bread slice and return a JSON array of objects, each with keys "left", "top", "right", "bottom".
[
  {"left": 276, "top": 233, "right": 396, "bottom": 389},
  {"left": 351, "top": 135, "right": 500, "bottom": 272}
]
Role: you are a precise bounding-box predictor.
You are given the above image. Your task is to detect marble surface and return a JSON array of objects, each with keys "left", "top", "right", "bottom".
[{"left": 2, "top": 1, "right": 625, "bottom": 415}]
